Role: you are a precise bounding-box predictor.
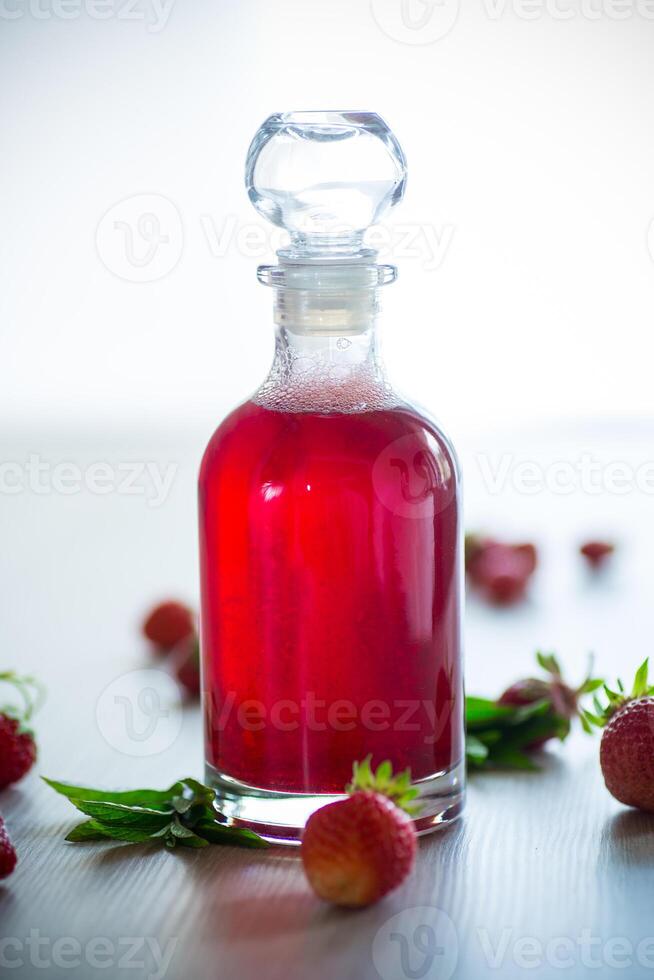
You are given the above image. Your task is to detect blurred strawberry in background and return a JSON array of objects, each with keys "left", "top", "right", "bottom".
[
  {"left": 142, "top": 601, "right": 200, "bottom": 699},
  {"left": 466, "top": 534, "right": 538, "bottom": 605},
  {"left": 142, "top": 600, "right": 195, "bottom": 654},
  {"left": 580, "top": 541, "right": 615, "bottom": 569}
]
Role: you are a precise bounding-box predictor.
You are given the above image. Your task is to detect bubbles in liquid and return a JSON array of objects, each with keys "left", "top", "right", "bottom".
[{"left": 253, "top": 349, "right": 398, "bottom": 415}]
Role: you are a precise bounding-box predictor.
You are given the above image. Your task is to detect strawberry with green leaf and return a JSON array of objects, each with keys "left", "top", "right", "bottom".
[
  {"left": 301, "top": 757, "right": 418, "bottom": 907},
  {"left": 584, "top": 659, "right": 654, "bottom": 812},
  {"left": 0, "top": 671, "right": 43, "bottom": 789},
  {"left": 465, "top": 652, "right": 604, "bottom": 769}
]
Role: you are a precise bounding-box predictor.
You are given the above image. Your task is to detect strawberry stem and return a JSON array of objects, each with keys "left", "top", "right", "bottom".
[
  {"left": 0, "top": 671, "right": 45, "bottom": 723},
  {"left": 582, "top": 658, "right": 654, "bottom": 729},
  {"left": 346, "top": 756, "right": 422, "bottom": 815}
]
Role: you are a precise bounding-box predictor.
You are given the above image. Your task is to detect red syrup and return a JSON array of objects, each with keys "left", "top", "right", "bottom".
[{"left": 199, "top": 397, "right": 463, "bottom": 795}]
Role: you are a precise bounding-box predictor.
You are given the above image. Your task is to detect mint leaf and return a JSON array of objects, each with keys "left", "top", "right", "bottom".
[
  {"left": 66, "top": 820, "right": 159, "bottom": 844},
  {"left": 45, "top": 776, "right": 269, "bottom": 851},
  {"left": 43, "top": 778, "right": 182, "bottom": 811},
  {"left": 465, "top": 697, "right": 516, "bottom": 730},
  {"left": 489, "top": 747, "right": 540, "bottom": 771},
  {"left": 466, "top": 734, "right": 489, "bottom": 766},
  {"left": 66, "top": 820, "right": 113, "bottom": 842},
  {"left": 69, "top": 800, "right": 173, "bottom": 831},
  {"left": 193, "top": 820, "right": 270, "bottom": 848}
]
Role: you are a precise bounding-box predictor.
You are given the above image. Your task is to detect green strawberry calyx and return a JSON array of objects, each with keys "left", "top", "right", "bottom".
[
  {"left": 346, "top": 756, "right": 422, "bottom": 816},
  {"left": 582, "top": 658, "right": 654, "bottom": 729},
  {"left": 532, "top": 652, "right": 604, "bottom": 735},
  {"left": 0, "top": 670, "right": 44, "bottom": 735}
]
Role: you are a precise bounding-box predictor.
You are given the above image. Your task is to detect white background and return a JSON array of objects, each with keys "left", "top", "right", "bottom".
[{"left": 2, "top": 0, "right": 654, "bottom": 439}]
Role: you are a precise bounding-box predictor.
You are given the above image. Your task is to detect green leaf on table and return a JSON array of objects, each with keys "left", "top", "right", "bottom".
[
  {"left": 66, "top": 820, "right": 159, "bottom": 844},
  {"left": 488, "top": 747, "right": 540, "bottom": 771},
  {"left": 44, "top": 775, "right": 269, "bottom": 851},
  {"left": 465, "top": 697, "right": 516, "bottom": 730},
  {"left": 66, "top": 820, "right": 113, "bottom": 842},
  {"left": 68, "top": 799, "right": 173, "bottom": 831},
  {"left": 466, "top": 734, "right": 489, "bottom": 767},
  {"left": 193, "top": 819, "right": 270, "bottom": 848},
  {"left": 43, "top": 777, "right": 182, "bottom": 811}
]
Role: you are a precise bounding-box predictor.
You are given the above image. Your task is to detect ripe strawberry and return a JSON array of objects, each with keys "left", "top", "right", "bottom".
[
  {"left": 142, "top": 601, "right": 195, "bottom": 653},
  {"left": 301, "top": 758, "right": 418, "bottom": 907},
  {"left": 580, "top": 541, "right": 615, "bottom": 569},
  {"left": 465, "top": 534, "right": 538, "bottom": 605},
  {"left": 0, "top": 815, "right": 17, "bottom": 878},
  {"left": 171, "top": 634, "right": 201, "bottom": 698},
  {"left": 498, "top": 652, "right": 602, "bottom": 749},
  {"left": 0, "top": 715, "right": 36, "bottom": 789},
  {"left": 588, "top": 660, "right": 654, "bottom": 812},
  {"left": 0, "top": 671, "right": 42, "bottom": 789}
]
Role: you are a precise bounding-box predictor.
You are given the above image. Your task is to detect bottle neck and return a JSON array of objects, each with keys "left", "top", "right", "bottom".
[
  {"left": 276, "top": 316, "right": 381, "bottom": 372},
  {"left": 254, "top": 290, "right": 395, "bottom": 414}
]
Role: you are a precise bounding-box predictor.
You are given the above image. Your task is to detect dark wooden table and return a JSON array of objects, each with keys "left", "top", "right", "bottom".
[{"left": 2, "top": 420, "right": 653, "bottom": 979}]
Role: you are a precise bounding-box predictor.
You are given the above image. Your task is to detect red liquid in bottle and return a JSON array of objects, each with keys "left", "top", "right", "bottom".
[{"left": 199, "top": 398, "right": 463, "bottom": 794}]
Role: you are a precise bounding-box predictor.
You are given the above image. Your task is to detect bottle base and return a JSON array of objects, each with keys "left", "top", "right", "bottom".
[{"left": 205, "top": 759, "right": 465, "bottom": 845}]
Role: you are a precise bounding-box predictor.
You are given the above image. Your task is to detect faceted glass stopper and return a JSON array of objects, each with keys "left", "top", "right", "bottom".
[{"left": 245, "top": 111, "right": 407, "bottom": 259}]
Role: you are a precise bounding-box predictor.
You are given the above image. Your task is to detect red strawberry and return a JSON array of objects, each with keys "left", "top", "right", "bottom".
[
  {"left": 465, "top": 534, "right": 538, "bottom": 605},
  {"left": 142, "top": 601, "right": 195, "bottom": 653},
  {"left": 591, "top": 660, "right": 654, "bottom": 812},
  {"left": 498, "top": 652, "right": 602, "bottom": 749},
  {"left": 0, "top": 671, "right": 41, "bottom": 789},
  {"left": 301, "top": 758, "right": 418, "bottom": 907},
  {"left": 465, "top": 534, "right": 496, "bottom": 585},
  {"left": 171, "top": 634, "right": 201, "bottom": 698},
  {"left": 580, "top": 541, "right": 615, "bottom": 569},
  {"left": 0, "top": 715, "right": 37, "bottom": 789},
  {"left": 0, "top": 815, "right": 17, "bottom": 878}
]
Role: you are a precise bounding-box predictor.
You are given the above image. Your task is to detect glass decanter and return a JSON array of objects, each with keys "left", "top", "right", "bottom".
[{"left": 199, "top": 111, "right": 465, "bottom": 843}]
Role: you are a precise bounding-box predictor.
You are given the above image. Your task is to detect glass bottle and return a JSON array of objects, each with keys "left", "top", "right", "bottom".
[{"left": 199, "top": 111, "right": 465, "bottom": 843}]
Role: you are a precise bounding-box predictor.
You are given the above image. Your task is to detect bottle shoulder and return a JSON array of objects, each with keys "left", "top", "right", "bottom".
[{"left": 200, "top": 399, "right": 460, "bottom": 492}]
